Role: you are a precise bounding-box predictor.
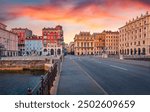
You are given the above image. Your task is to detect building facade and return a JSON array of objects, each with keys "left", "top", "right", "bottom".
[
  {"left": 12, "top": 28, "right": 32, "bottom": 56},
  {"left": 42, "top": 25, "right": 64, "bottom": 56},
  {"left": 74, "top": 31, "right": 119, "bottom": 56},
  {"left": 0, "top": 23, "right": 18, "bottom": 57},
  {"left": 25, "top": 36, "right": 43, "bottom": 56},
  {"left": 92, "top": 33, "right": 105, "bottom": 55},
  {"left": 68, "top": 42, "right": 74, "bottom": 54},
  {"left": 102, "top": 31, "right": 119, "bottom": 55},
  {"left": 74, "top": 32, "right": 94, "bottom": 55},
  {"left": 119, "top": 11, "right": 150, "bottom": 56}
]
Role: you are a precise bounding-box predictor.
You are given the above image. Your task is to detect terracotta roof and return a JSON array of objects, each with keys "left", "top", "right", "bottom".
[{"left": 0, "top": 23, "right": 7, "bottom": 27}]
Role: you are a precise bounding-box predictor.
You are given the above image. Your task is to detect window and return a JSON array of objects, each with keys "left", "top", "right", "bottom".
[
  {"left": 143, "top": 40, "right": 145, "bottom": 44},
  {"left": 54, "top": 35, "right": 56, "bottom": 39},
  {"left": 43, "top": 36, "right": 47, "bottom": 39},
  {"left": 44, "top": 32, "right": 46, "bottom": 36},
  {"left": 43, "top": 40, "right": 47, "bottom": 47},
  {"left": 138, "top": 41, "right": 140, "bottom": 45},
  {"left": 134, "top": 42, "right": 136, "bottom": 45}
]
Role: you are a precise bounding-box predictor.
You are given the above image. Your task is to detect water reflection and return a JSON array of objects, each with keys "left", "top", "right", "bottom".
[{"left": 0, "top": 70, "right": 45, "bottom": 95}]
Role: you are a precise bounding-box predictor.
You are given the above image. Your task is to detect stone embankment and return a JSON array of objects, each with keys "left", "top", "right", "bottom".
[
  {"left": 0, "top": 56, "right": 63, "bottom": 71},
  {"left": 0, "top": 60, "right": 50, "bottom": 71}
]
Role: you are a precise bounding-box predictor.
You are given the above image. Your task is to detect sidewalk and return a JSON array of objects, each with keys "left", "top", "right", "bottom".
[{"left": 57, "top": 56, "right": 107, "bottom": 95}]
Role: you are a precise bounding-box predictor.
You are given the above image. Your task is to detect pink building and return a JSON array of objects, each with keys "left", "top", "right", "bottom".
[{"left": 0, "top": 23, "right": 18, "bottom": 57}]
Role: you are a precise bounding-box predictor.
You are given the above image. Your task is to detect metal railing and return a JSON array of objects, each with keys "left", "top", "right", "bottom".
[{"left": 27, "top": 62, "right": 58, "bottom": 95}]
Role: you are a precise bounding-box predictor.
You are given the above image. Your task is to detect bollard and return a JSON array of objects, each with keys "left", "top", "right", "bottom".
[{"left": 27, "top": 88, "right": 32, "bottom": 95}]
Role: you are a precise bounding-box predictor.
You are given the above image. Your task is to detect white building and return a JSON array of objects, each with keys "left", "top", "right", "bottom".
[
  {"left": 0, "top": 23, "right": 18, "bottom": 57},
  {"left": 119, "top": 11, "right": 150, "bottom": 56},
  {"left": 25, "top": 36, "right": 43, "bottom": 56},
  {"left": 42, "top": 42, "right": 62, "bottom": 56}
]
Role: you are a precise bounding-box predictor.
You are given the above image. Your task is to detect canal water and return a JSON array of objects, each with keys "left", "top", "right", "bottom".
[{"left": 0, "top": 71, "right": 45, "bottom": 95}]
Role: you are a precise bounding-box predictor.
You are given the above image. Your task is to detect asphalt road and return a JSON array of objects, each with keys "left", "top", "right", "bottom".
[{"left": 57, "top": 55, "right": 150, "bottom": 95}]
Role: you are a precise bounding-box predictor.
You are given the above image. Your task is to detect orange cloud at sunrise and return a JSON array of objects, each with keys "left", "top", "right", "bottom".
[{"left": 0, "top": 0, "right": 150, "bottom": 43}]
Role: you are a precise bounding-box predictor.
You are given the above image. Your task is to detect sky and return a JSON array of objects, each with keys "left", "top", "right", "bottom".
[{"left": 0, "top": 0, "right": 150, "bottom": 43}]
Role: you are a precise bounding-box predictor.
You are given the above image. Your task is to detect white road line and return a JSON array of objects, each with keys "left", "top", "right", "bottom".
[
  {"left": 73, "top": 60, "right": 108, "bottom": 95},
  {"left": 110, "top": 65, "right": 128, "bottom": 71}
]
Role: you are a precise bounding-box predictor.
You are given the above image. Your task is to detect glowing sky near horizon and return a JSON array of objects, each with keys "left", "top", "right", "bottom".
[{"left": 0, "top": 0, "right": 150, "bottom": 43}]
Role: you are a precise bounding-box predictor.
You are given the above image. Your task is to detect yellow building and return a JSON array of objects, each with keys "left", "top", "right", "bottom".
[
  {"left": 119, "top": 11, "right": 150, "bottom": 56},
  {"left": 74, "top": 32, "right": 94, "bottom": 55},
  {"left": 102, "top": 31, "right": 119, "bottom": 55},
  {"left": 92, "top": 33, "right": 105, "bottom": 55},
  {"left": 74, "top": 32, "right": 107, "bottom": 55}
]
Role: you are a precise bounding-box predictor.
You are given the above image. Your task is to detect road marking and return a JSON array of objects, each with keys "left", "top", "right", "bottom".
[
  {"left": 73, "top": 60, "right": 108, "bottom": 95},
  {"left": 110, "top": 65, "right": 128, "bottom": 71}
]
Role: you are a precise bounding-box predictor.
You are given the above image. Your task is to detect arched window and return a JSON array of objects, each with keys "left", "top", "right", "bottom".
[
  {"left": 127, "top": 49, "right": 129, "bottom": 55},
  {"left": 122, "top": 49, "right": 124, "bottom": 54},
  {"left": 51, "top": 49, "right": 54, "bottom": 55},
  {"left": 130, "top": 49, "right": 133, "bottom": 55},
  {"left": 44, "top": 49, "right": 47, "bottom": 52},
  {"left": 138, "top": 48, "right": 141, "bottom": 55},
  {"left": 134, "top": 48, "right": 137, "bottom": 55},
  {"left": 57, "top": 49, "right": 61, "bottom": 55},
  {"left": 120, "top": 50, "right": 122, "bottom": 54}
]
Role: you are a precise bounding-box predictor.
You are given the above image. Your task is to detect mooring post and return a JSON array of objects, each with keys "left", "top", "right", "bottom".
[{"left": 27, "top": 88, "right": 32, "bottom": 95}]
